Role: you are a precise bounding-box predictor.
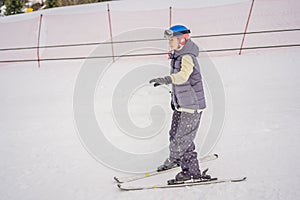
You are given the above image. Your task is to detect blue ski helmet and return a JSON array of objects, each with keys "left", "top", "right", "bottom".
[{"left": 164, "top": 25, "right": 191, "bottom": 39}]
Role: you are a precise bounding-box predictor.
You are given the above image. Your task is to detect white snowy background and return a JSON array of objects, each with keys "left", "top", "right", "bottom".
[{"left": 1, "top": 0, "right": 300, "bottom": 199}]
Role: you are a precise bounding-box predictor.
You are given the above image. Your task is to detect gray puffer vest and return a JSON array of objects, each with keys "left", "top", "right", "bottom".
[{"left": 170, "top": 39, "right": 206, "bottom": 110}]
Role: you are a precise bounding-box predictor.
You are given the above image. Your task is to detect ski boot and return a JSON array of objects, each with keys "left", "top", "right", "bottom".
[
  {"left": 168, "top": 168, "right": 212, "bottom": 185},
  {"left": 157, "top": 158, "right": 180, "bottom": 172}
]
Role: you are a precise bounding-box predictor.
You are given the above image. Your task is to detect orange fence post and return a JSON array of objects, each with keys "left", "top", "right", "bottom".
[
  {"left": 169, "top": 6, "right": 172, "bottom": 27},
  {"left": 107, "top": 4, "right": 115, "bottom": 62},
  {"left": 37, "top": 14, "right": 43, "bottom": 68},
  {"left": 239, "top": 0, "right": 255, "bottom": 55}
]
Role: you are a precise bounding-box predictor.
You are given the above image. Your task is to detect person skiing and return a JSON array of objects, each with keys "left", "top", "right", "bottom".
[{"left": 149, "top": 25, "right": 207, "bottom": 182}]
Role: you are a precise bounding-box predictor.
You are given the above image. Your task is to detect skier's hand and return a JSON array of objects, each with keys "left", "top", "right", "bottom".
[
  {"left": 171, "top": 101, "right": 175, "bottom": 110},
  {"left": 149, "top": 76, "right": 172, "bottom": 87}
]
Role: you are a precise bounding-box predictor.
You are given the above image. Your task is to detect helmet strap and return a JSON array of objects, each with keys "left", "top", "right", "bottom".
[{"left": 176, "top": 37, "right": 187, "bottom": 49}]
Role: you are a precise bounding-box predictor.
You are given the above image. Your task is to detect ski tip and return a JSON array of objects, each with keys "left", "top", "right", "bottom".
[
  {"left": 117, "top": 183, "right": 127, "bottom": 190},
  {"left": 117, "top": 184, "right": 141, "bottom": 191},
  {"left": 114, "top": 176, "right": 122, "bottom": 183},
  {"left": 231, "top": 177, "right": 247, "bottom": 182}
]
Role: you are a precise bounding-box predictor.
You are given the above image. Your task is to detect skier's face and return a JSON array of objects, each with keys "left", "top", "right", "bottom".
[{"left": 168, "top": 37, "right": 179, "bottom": 50}]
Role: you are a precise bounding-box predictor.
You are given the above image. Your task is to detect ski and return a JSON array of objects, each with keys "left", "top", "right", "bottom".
[
  {"left": 118, "top": 177, "right": 247, "bottom": 191},
  {"left": 114, "top": 154, "right": 218, "bottom": 183}
]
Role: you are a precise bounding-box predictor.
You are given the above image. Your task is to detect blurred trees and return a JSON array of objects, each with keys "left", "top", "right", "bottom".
[
  {"left": 47, "top": 0, "right": 111, "bottom": 8},
  {"left": 46, "top": 0, "right": 61, "bottom": 8},
  {"left": 3, "top": 0, "right": 111, "bottom": 16},
  {"left": 4, "top": 0, "right": 24, "bottom": 15}
]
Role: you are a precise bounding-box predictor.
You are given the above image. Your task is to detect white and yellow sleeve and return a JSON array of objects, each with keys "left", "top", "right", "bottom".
[{"left": 170, "top": 55, "right": 194, "bottom": 85}]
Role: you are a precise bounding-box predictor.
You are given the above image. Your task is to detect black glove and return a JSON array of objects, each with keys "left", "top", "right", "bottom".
[
  {"left": 171, "top": 101, "right": 175, "bottom": 110},
  {"left": 149, "top": 76, "right": 172, "bottom": 87}
]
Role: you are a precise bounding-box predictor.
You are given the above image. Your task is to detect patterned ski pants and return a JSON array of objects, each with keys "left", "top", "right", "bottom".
[{"left": 169, "top": 110, "right": 202, "bottom": 176}]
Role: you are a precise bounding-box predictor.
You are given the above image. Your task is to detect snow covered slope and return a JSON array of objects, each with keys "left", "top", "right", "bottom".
[{"left": 0, "top": 0, "right": 300, "bottom": 199}]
